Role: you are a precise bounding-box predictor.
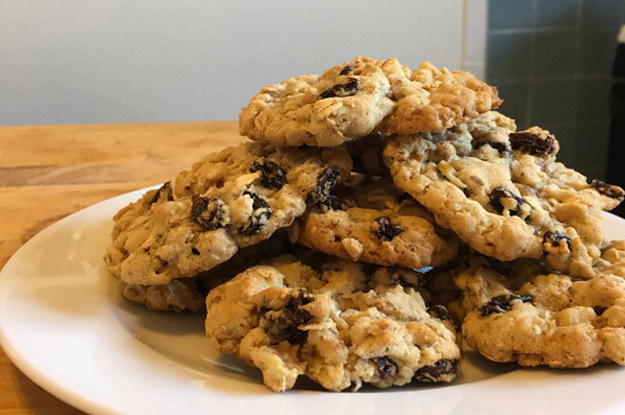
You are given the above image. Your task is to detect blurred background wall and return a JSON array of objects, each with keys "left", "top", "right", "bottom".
[
  {"left": 6, "top": 0, "right": 617, "bottom": 184},
  {"left": 0, "top": 0, "right": 486, "bottom": 126},
  {"left": 486, "top": 0, "right": 624, "bottom": 181}
]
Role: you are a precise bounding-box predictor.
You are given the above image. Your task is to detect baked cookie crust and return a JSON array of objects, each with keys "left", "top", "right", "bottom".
[
  {"left": 452, "top": 256, "right": 625, "bottom": 368},
  {"left": 295, "top": 177, "right": 458, "bottom": 269},
  {"left": 384, "top": 111, "right": 624, "bottom": 278},
  {"left": 205, "top": 255, "right": 460, "bottom": 392},
  {"left": 239, "top": 56, "right": 501, "bottom": 147},
  {"left": 104, "top": 142, "right": 352, "bottom": 286}
]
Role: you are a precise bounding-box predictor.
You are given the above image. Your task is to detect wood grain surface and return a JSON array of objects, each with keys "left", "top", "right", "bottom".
[{"left": 0, "top": 121, "right": 244, "bottom": 414}]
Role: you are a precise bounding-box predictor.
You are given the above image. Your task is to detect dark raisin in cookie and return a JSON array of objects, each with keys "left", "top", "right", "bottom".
[
  {"left": 384, "top": 111, "right": 624, "bottom": 279},
  {"left": 205, "top": 254, "right": 460, "bottom": 392},
  {"left": 103, "top": 142, "right": 352, "bottom": 287}
]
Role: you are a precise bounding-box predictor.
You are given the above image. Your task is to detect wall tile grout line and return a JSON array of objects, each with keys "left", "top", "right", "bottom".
[
  {"left": 536, "top": 120, "right": 611, "bottom": 129},
  {"left": 525, "top": 0, "right": 538, "bottom": 127},
  {"left": 489, "top": 27, "right": 621, "bottom": 36},
  {"left": 489, "top": 27, "right": 577, "bottom": 35},
  {"left": 490, "top": 73, "right": 611, "bottom": 83},
  {"left": 571, "top": 0, "right": 583, "bottom": 161}
]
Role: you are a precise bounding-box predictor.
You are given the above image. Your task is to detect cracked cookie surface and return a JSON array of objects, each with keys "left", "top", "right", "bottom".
[
  {"left": 103, "top": 142, "right": 352, "bottom": 286},
  {"left": 239, "top": 56, "right": 394, "bottom": 147},
  {"left": 204, "top": 255, "right": 460, "bottom": 392},
  {"left": 118, "top": 232, "right": 290, "bottom": 312},
  {"left": 378, "top": 58, "right": 502, "bottom": 136},
  {"left": 239, "top": 56, "right": 501, "bottom": 147},
  {"left": 294, "top": 176, "right": 458, "bottom": 269},
  {"left": 450, "top": 256, "right": 625, "bottom": 368},
  {"left": 383, "top": 111, "right": 624, "bottom": 278}
]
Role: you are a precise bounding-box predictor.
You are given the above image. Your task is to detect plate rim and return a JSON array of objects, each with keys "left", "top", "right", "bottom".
[
  {"left": 0, "top": 187, "right": 158, "bottom": 415},
  {"left": 1, "top": 186, "right": 625, "bottom": 415}
]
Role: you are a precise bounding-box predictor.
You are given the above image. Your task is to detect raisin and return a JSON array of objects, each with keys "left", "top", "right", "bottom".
[
  {"left": 489, "top": 186, "right": 528, "bottom": 217},
  {"left": 373, "top": 216, "right": 404, "bottom": 241},
  {"left": 591, "top": 179, "right": 625, "bottom": 201},
  {"left": 543, "top": 230, "right": 572, "bottom": 250},
  {"left": 372, "top": 357, "right": 397, "bottom": 380},
  {"left": 249, "top": 159, "right": 287, "bottom": 190},
  {"left": 428, "top": 304, "right": 454, "bottom": 323},
  {"left": 593, "top": 305, "right": 607, "bottom": 316},
  {"left": 414, "top": 359, "right": 458, "bottom": 382},
  {"left": 191, "top": 196, "right": 228, "bottom": 231},
  {"left": 319, "top": 77, "right": 360, "bottom": 99},
  {"left": 307, "top": 165, "right": 342, "bottom": 204},
  {"left": 429, "top": 305, "right": 460, "bottom": 330},
  {"left": 480, "top": 294, "right": 533, "bottom": 317},
  {"left": 239, "top": 191, "right": 272, "bottom": 235},
  {"left": 148, "top": 182, "right": 174, "bottom": 206},
  {"left": 155, "top": 258, "right": 168, "bottom": 274},
  {"left": 317, "top": 195, "right": 348, "bottom": 212},
  {"left": 509, "top": 131, "right": 556, "bottom": 156},
  {"left": 339, "top": 65, "right": 355, "bottom": 75},
  {"left": 273, "top": 292, "right": 313, "bottom": 345},
  {"left": 474, "top": 141, "right": 511, "bottom": 155}
]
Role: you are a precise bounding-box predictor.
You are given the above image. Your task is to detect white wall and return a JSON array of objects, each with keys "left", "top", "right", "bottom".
[{"left": 0, "top": 0, "right": 485, "bottom": 125}]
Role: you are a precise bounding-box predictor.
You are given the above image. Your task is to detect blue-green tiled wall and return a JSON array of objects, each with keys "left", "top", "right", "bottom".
[{"left": 487, "top": 0, "right": 624, "bottom": 179}]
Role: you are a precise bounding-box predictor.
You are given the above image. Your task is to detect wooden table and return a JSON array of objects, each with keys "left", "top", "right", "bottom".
[{"left": 0, "top": 121, "right": 244, "bottom": 414}]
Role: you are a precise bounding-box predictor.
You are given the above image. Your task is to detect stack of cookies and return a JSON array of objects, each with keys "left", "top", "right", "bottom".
[{"left": 103, "top": 56, "right": 625, "bottom": 392}]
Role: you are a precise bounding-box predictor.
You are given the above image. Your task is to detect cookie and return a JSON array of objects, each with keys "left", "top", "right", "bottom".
[
  {"left": 120, "top": 278, "right": 205, "bottom": 313},
  {"left": 452, "top": 256, "right": 625, "bottom": 368},
  {"left": 379, "top": 59, "right": 502, "bottom": 136},
  {"left": 239, "top": 56, "right": 501, "bottom": 147},
  {"left": 594, "top": 240, "right": 625, "bottom": 278},
  {"left": 383, "top": 111, "right": 624, "bottom": 278},
  {"left": 119, "top": 231, "right": 290, "bottom": 312},
  {"left": 426, "top": 255, "right": 551, "bottom": 323},
  {"left": 103, "top": 142, "right": 352, "bottom": 286},
  {"left": 239, "top": 56, "right": 394, "bottom": 147},
  {"left": 294, "top": 177, "right": 458, "bottom": 269},
  {"left": 204, "top": 255, "right": 460, "bottom": 392}
]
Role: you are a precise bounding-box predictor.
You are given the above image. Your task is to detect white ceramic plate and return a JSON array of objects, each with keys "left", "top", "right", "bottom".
[{"left": 1, "top": 188, "right": 625, "bottom": 415}]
